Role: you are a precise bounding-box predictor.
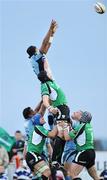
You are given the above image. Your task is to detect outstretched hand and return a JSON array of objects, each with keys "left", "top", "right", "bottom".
[{"left": 50, "top": 19, "right": 58, "bottom": 34}]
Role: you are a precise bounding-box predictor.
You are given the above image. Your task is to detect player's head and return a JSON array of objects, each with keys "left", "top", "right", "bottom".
[
  {"left": 71, "top": 111, "right": 83, "bottom": 120},
  {"left": 26, "top": 46, "right": 38, "bottom": 58},
  {"left": 71, "top": 110, "right": 92, "bottom": 123},
  {"left": 22, "top": 107, "right": 35, "bottom": 119},
  {"left": 15, "top": 130, "right": 22, "bottom": 140}
]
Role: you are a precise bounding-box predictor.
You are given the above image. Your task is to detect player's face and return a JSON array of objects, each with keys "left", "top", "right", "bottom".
[
  {"left": 28, "top": 108, "right": 35, "bottom": 118},
  {"left": 15, "top": 132, "right": 22, "bottom": 140},
  {"left": 71, "top": 111, "right": 82, "bottom": 120}
]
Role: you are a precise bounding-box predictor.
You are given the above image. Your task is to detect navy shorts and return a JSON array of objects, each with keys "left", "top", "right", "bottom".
[
  {"left": 73, "top": 149, "right": 95, "bottom": 169},
  {"left": 26, "top": 152, "right": 43, "bottom": 171}
]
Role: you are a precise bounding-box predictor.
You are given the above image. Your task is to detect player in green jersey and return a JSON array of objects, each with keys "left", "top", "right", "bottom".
[
  {"left": 63, "top": 110, "right": 100, "bottom": 180},
  {"left": 39, "top": 70, "right": 70, "bottom": 163},
  {"left": 25, "top": 113, "right": 58, "bottom": 180}
]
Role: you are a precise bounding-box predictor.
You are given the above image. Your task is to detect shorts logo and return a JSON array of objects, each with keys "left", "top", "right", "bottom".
[
  {"left": 62, "top": 115, "right": 65, "bottom": 119},
  {"left": 79, "top": 160, "right": 86, "bottom": 164}
]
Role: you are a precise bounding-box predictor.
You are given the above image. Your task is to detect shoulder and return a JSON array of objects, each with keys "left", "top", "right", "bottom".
[
  {"left": 35, "top": 125, "right": 49, "bottom": 137},
  {"left": 31, "top": 51, "right": 44, "bottom": 61}
]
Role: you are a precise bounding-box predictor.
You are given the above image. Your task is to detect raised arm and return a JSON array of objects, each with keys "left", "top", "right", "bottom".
[
  {"left": 34, "top": 100, "right": 43, "bottom": 113},
  {"left": 39, "top": 19, "right": 58, "bottom": 54},
  {"left": 38, "top": 103, "right": 46, "bottom": 116},
  {"left": 48, "top": 126, "right": 58, "bottom": 138}
]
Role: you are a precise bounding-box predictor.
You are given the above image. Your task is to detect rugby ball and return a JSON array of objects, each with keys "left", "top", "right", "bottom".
[{"left": 94, "top": 2, "right": 106, "bottom": 14}]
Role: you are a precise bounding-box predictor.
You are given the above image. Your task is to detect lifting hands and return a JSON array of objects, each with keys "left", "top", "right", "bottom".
[{"left": 50, "top": 19, "right": 58, "bottom": 35}]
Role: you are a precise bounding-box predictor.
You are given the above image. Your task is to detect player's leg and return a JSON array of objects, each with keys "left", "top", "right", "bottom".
[
  {"left": 68, "top": 162, "right": 84, "bottom": 179},
  {"left": 52, "top": 135, "right": 65, "bottom": 163},
  {"left": 87, "top": 165, "right": 100, "bottom": 180},
  {"left": 52, "top": 105, "right": 70, "bottom": 163},
  {"left": 85, "top": 149, "right": 99, "bottom": 180},
  {"left": 26, "top": 152, "right": 51, "bottom": 179}
]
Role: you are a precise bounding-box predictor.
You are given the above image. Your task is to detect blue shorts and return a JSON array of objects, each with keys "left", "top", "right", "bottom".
[{"left": 61, "top": 141, "right": 76, "bottom": 164}]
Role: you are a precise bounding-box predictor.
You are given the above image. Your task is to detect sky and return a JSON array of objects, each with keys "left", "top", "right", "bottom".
[{"left": 0, "top": 0, "right": 107, "bottom": 139}]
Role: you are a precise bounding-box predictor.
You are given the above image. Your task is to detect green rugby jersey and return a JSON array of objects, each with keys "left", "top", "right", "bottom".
[
  {"left": 41, "top": 81, "right": 67, "bottom": 107},
  {"left": 27, "top": 125, "right": 49, "bottom": 154},
  {"left": 69, "top": 123, "right": 94, "bottom": 151}
]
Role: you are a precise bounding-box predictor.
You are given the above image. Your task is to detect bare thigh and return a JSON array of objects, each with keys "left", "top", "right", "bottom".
[{"left": 69, "top": 162, "right": 84, "bottom": 179}]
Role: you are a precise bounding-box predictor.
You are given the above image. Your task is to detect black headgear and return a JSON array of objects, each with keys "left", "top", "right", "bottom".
[{"left": 80, "top": 111, "right": 92, "bottom": 123}]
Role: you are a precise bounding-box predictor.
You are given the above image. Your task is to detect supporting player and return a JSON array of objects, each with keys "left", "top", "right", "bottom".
[
  {"left": 63, "top": 110, "right": 100, "bottom": 180},
  {"left": 25, "top": 113, "right": 58, "bottom": 180}
]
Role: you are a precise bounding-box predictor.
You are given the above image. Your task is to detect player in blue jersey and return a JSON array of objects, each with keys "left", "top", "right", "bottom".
[
  {"left": 26, "top": 19, "right": 58, "bottom": 81},
  {"left": 25, "top": 112, "right": 58, "bottom": 180},
  {"left": 23, "top": 100, "right": 46, "bottom": 159}
]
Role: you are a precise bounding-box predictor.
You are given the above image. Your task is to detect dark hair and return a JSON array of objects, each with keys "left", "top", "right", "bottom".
[
  {"left": 26, "top": 46, "right": 36, "bottom": 58},
  {"left": 23, "top": 107, "right": 31, "bottom": 119},
  {"left": 15, "top": 130, "right": 21, "bottom": 133}
]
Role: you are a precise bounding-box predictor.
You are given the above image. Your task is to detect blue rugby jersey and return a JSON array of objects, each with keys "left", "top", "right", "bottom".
[
  {"left": 30, "top": 51, "right": 46, "bottom": 76},
  {"left": 30, "top": 50, "right": 53, "bottom": 80}
]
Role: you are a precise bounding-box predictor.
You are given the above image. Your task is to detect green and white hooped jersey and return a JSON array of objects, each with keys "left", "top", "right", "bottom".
[
  {"left": 41, "top": 81, "right": 67, "bottom": 107},
  {"left": 69, "top": 123, "right": 94, "bottom": 151},
  {"left": 27, "top": 125, "right": 49, "bottom": 154}
]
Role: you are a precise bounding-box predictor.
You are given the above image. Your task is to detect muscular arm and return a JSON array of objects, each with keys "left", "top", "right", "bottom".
[
  {"left": 64, "top": 123, "right": 86, "bottom": 141},
  {"left": 42, "top": 95, "right": 58, "bottom": 114},
  {"left": 38, "top": 103, "right": 46, "bottom": 116},
  {"left": 34, "top": 100, "right": 43, "bottom": 113},
  {"left": 39, "top": 20, "right": 58, "bottom": 54},
  {"left": 48, "top": 126, "right": 58, "bottom": 138}
]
